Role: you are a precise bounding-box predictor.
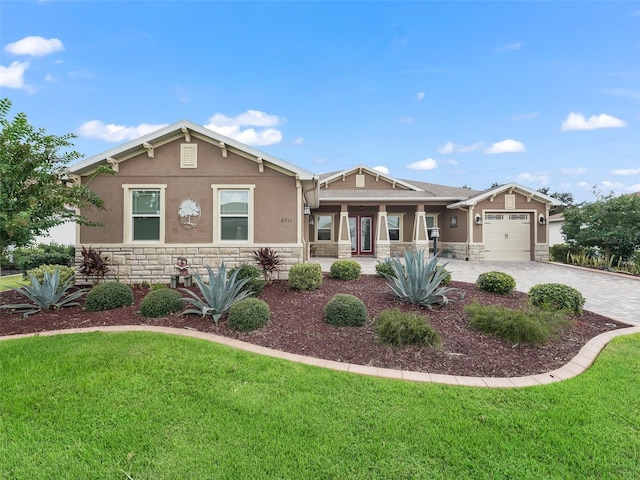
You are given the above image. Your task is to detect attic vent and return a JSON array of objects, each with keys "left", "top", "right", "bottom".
[
  {"left": 180, "top": 143, "right": 198, "bottom": 169},
  {"left": 356, "top": 174, "right": 365, "bottom": 188},
  {"left": 505, "top": 194, "right": 515, "bottom": 210}
]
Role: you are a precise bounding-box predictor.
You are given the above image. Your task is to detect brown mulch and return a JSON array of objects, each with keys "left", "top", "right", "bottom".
[{"left": 0, "top": 274, "right": 629, "bottom": 377}]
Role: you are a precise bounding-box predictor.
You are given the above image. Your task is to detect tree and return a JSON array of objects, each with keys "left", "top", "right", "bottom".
[
  {"left": 537, "top": 187, "right": 575, "bottom": 215},
  {"left": 0, "top": 98, "right": 109, "bottom": 257},
  {"left": 561, "top": 191, "right": 640, "bottom": 262}
]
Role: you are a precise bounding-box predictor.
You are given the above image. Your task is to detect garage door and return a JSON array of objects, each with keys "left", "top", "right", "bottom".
[{"left": 483, "top": 213, "right": 531, "bottom": 260}]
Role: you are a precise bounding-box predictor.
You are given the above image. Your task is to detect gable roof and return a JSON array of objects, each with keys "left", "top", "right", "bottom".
[
  {"left": 447, "top": 183, "right": 561, "bottom": 208},
  {"left": 70, "top": 119, "right": 320, "bottom": 207},
  {"left": 318, "top": 165, "right": 482, "bottom": 202}
]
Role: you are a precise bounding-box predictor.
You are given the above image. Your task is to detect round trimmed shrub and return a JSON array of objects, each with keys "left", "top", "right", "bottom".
[
  {"left": 228, "top": 264, "right": 265, "bottom": 295},
  {"left": 85, "top": 282, "right": 134, "bottom": 312},
  {"left": 228, "top": 298, "right": 270, "bottom": 331},
  {"left": 329, "top": 260, "right": 361, "bottom": 281},
  {"left": 528, "top": 283, "right": 585, "bottom": 315},
  {"left": 435, "top": 265, "right": 452, "bottom": 285},
  {"left": 289, "top": 263, "right": 323, "bottom": 291},
  {"left": 140, "top": 288, "right": 184, "bottom": 318},
  {"left": 375, "top": 259, "right": 398, "bottom": 278},
  {"left": 324, "top": 294, "right": 367, "bottom": 326},
  {"left": 26, "top": 264, "right": 75, "bottom": 288},
  {"left": 375, "top": 308, "right": 441, "bottom": 347},
  {"left": 476, "top": 271, "right": 516, "bottom": 295}
]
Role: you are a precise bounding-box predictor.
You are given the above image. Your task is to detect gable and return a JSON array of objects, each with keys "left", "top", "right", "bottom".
[{"left": 322, "top": 169, "right": 414, "bottom": 191}]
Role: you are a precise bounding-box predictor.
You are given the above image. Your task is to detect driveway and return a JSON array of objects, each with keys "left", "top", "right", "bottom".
[{"left": 314, "top": 258, "right": 640, "bottom": 326}]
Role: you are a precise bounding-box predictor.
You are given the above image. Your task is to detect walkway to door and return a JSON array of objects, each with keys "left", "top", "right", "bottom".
[{"left": 311, "top": 257, "right": 640, "bottom": 326}]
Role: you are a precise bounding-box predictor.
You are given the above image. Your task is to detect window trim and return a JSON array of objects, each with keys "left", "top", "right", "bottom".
[
  {"left": 315, "top": 214, "right": 333, "bottom": 242},
  {"left": 387, "top": 213, "right": 403, "bottom": 242},
  {"left": 211, "top": 184, "right": 255, "bottom": 243},
  {"left": 122, "top": 184, "right": 167, "bottom": 243}
]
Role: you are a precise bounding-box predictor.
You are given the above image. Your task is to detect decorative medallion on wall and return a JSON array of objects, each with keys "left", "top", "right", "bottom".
[{"left": 178, "top": 198, "right": 201, "bottom": 229}]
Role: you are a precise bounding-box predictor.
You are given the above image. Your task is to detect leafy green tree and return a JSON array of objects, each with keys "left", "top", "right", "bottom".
[
  {"left": 562, "top": 192, "right": 640, "bottom": 261},
  {"left": 537, "top": 187, "right": 575, "bottom": 215},
  {"left": 0, "top": 98, "right": 109, "bottom": 257}
]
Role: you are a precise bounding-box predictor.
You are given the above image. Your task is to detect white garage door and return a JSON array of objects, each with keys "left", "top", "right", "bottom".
[{"left": 483, "top": 213, "right": 531, "bottom": 260}]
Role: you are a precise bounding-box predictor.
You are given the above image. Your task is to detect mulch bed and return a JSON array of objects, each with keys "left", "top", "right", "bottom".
[{"left": 0, "top": 274, "right": 629, "bottom": 377}]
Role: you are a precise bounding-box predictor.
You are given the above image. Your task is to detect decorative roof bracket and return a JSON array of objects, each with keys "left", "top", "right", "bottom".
[
  {"left": 526, "top": 193, "right": 533, "bottom": 202},
  {"left": 257, "top": 157, "right": 264, "bottom": 173},
  {"left": 219, "top": 142, "right": 228, "bottom": 158},
  {"left": 106, "top": 157, "right": 119, "bottom": 173},
  {"left": 181, "top": 127, "right": 191, "bottom": 143},
  {"left": 143, "top": 142, "right": 155, "bottom": 158}
]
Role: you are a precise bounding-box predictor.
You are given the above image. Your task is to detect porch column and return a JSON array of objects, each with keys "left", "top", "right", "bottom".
[
  {"left": 413, "top": 210, "right": 430, "bottom": 253},
  {"left": 337, "top": 211, "right": 352, "bottom": 259},
  {"left": 375, "top": 210, "right": 391, "bottom": 259}
]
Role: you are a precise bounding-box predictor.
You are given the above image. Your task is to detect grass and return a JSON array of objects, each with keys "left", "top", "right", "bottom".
[
  {"left": 1, "top": 331, "right": 639, "bottom": 479},
  {"left": 0, "top": 274, "right": 26, "bottom": 291}
]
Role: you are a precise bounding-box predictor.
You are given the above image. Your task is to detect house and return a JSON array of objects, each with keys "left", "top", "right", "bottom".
[
  {"left": 70, "top": 120, "right": 559, "bottom": 283},
  {"left": 548, "top": 213, "right": 566, "bottom": 246}
]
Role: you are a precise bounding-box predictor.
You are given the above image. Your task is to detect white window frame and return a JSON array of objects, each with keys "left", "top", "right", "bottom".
[
  {"left": 122, "top": 184, "right": 167, "bottom": 243},
  {"left": 387, "top": 213, "right": 403, "bottom": 242},
  {"left": 316, "top": 214, "right": 333, "bottom": 241},
  {"left": 426, "top": 214, "right": 437, "bottom": 240},
  {"left": 212, "top": 184, "right": 255, "bottom": 243}
]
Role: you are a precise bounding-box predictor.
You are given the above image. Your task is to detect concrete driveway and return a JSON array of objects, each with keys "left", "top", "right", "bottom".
[{"left": 315, "top": 258, "right": 640, "bottom": 326}]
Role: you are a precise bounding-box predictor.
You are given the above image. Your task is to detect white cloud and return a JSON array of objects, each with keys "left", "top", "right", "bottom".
[
  {"left": 77, "top": 120, "right": 169, "bottom": 142},
  {"left": 443, "top": 159, "right": 459, "bottom": 165},
  {"left": 0, "top": 61, "right": 30, "bottom": 88},
  {"left": 510, "top": 112, "right": 539, "bottom": 121},
  {"left": 517, "top": 171, "right": 549, "bottom": 184},
  {"left": 204, "top": 110, "right": 283, "bottom": 146},
  {"left": 5, "top": 36, "right": 64, "bottom": 56},
  {"left": 601, "top": 180, "right": 625, "bottom": 189},
  {"left": 577, "top": 182, "right": 590, "bottom": 189},
  {"left": 485, "top": 139, "right": 526, "bottom": 154},
  {"left": 293, "top": 137, "right": 304, "bottom": 145},
  {"left": 611, "top": 168, "right": 640, "bottom": 176},
  {"left": 44, "top": 73, "right": 55, "bottom": 82},
  {"left": 406, "top": 158, "right": 438, "bottom": 171},
  {"left": 561, "top": 167, "right": 588, "bottom": 175},
  {"left": 495, "top": 42, "right": 522, "bottom": 52},
  {"left": 625, "top": 184, "right": 640, "bottom": 193},
  {"left": 416, "top": 91, "right": 425, "bottom": 101},
  {"left": 437, "top": 141, "right": 482, "bottom": 154},
  {"left": 601, "top": 88, "right": 640, "bottom": 100},
  {"left": 373, "top": 165, "right": 390, "bottom": 175},
  {"left": 561, "top": 112, "right": 626, "bottom": 131}
]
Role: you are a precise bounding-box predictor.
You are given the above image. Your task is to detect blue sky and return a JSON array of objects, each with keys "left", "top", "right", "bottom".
[{"left": 2, "top": 1, "right": 639, "bottom": 202}]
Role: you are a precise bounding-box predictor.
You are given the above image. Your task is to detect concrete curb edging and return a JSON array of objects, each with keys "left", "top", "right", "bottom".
[{"left": 3, "top": 325, "right": 639, "bottom": 388}]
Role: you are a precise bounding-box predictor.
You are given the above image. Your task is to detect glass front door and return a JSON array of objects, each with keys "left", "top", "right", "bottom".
[{"left": 349, "top": 216, "right": 373, "bottom": 255}]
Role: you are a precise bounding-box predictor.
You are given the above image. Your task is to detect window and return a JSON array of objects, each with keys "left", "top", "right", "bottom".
[
  {"left": 123, "top": 184, "right": 166, "bottom": 243},
  {"left": 220, "top": 190, "right": 248, "bottom": 240},
  {"left": 426, "top": 215, "right": 437, "bottom": 239},
  {"left": 387, "top": 214, "right": 401, "bottom": 241},
  {"left": 316, "top": 215, "right": 333, "bottom": 241},
  {"left": 212, "top": 185, "right": 254, "bottom": 242}
]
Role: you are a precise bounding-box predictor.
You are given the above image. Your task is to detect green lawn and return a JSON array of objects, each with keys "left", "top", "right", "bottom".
[
  {"left": 1, "top": 331, "right": 638, "bottom": 479},
  {"left": 0, "top": 274, "right": 25, "bottom": 291}
]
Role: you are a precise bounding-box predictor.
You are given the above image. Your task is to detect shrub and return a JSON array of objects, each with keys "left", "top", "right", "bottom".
[
  {"left": 476, "top": 271, "right": 516, "bottom": 295},
  {"left": 329, "top": 260, "right": 362, "bottom": 281},
  {"left": 436, "top": 265, "right": 452, "bottom": 285},
  {"left": 78, "top": 246, "right": 110, "bottom": 284},
  {"left": 228, "top": 264, "right": 265, "bottom": 296},
  {"left": 465, "top": 302, "right": 569, "bottom": 345},
  {"left": 0, "top": 268, "right": 86, "bottom": 317},
  {"left": 27, "top": 264, "right": 75, "bottom": 289},
  {"left": 528, "top": 283, "right": 585, "bottom": 315},
  {"left": 375, "top": 308, "right": 441, "bottom": 347},
  {"left": 181, "top": 263, "right": 252, "bottom": 324},
  {"left": 289, "top": 263, "right": 323, "bottom": 291},
  {"left": 324, "top": 294, "right": 367, "bottom": 326},
  {"left": 385, "top": 250, "right": 462, "bottom": 309},
  {"left": 150, "top": 283, "right": 168, "bottom": 291},
  {"left": 375, "top": 259, "right": 398, "bottom": 278},
  {"left": 253, "top": 247, "right": 281, "bottom": 282},
  {"left": 140, "top": 289, "right": 184, "bottom": 318},
  {"left": 228, "top": 298, "right": 270, "bottom": 331},
  {"left": 19, "top": 252, "right": 73, "bottom": 276},
  {"left": 85, "top": 282, "right": 134, "bottom": 312}
]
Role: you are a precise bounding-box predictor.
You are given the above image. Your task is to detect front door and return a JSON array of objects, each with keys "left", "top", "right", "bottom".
[{"left": 349, "top": 216, "right": 373, "bottom": 255}]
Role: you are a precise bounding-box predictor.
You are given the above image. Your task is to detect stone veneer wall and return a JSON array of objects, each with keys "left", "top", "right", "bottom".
[
  {"left": 534, "top": 244, "right": 550, "bottom": 261},
  {"left": 75, "top": 245, "right": 304, "bottom": 284},
  {"left": 310, "top": 242, "right": 338, "bottom": 257}
]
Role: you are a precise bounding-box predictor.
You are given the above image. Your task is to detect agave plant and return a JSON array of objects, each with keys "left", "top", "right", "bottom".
[
  {"left": 383, "top": 249, "right": 462, "bottom": 309},
  {"left": 0, "top": 268, "right": 87, "bottom": 317},
  {"left": 181, "top": 263, "right": 253, "bottom": 324}
]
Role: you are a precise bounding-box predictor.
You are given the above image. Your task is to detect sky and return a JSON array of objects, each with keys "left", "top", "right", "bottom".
[{"left": 1, "top": 1, "right": 639, "bottom": 203}]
